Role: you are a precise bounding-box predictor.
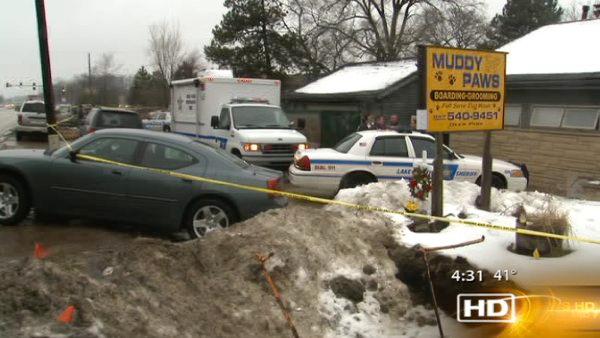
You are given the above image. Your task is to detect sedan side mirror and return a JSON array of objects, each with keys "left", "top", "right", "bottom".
[
  {"left": 210, "top": 116, "right": 219, "bottom": 128},
  {"left": 69, "top": 150, "right": 78, "bottom": 162},
  {"left": 296, "top": 118, "right": 306, "bottom": 130}
]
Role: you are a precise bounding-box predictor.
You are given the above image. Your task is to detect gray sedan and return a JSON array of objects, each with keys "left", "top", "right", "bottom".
[{"left": 0, "top": 129, "right": 284, "bottom": 238}]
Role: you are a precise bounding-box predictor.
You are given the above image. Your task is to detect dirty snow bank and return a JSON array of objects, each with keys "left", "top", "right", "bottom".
[
  {"left": 333, "top": 180, "right": 600, "bottom": 286},
  {"left": 0, "top": 204, "right": 439, "bottom": 338}
]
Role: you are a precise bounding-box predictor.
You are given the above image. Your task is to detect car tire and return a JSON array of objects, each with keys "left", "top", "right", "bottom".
[
  {"left": 491, "top": 174, "right": 507, "bottom": 190},
  {"left": 476, "top": 174, "right": 507, "bottom": 190},
  {"left": 340, "top": 172, "right": 377, "bottom": 190},
  {"left": 15, "top": 132, "right": 23, "bottom": 142},
  {"left": 0, "top": 175, "right": 31, "bottom": 226},
  {"left": 163, "top": 125, "right": 171, "bottom": 132},
  {"left": 184, "top": 199, "right": 237, "bottom": 239},
  {"left": 231, "top": 149, "right": 242, "bottom": 158}
]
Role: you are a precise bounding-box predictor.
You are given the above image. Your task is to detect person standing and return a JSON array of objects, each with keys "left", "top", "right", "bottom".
[
  {"left": 358, "top": 112, "right": 375, "bottom": 131},
  {"left": 374, "top": 115, "right": 387, "bottom": 130},
  {"left": 387, "top": 114, "right": 401, "bottom": 131}
]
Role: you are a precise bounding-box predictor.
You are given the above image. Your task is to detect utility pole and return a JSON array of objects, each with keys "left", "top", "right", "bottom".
[
  {"left": 34, "top": 0, "right": 58, "bottom": 149},
  {"left": 88, "top": 52, "right": 92, "bottom": 93}
]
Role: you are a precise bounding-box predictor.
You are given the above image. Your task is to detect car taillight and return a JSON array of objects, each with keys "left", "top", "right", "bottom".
[
  {"left": 295, "top": 156, "right": 311, "bottom": 171},
  {"left": 267, "top": 177, "right": 281, "bottom": 198},
  {"left": 88, "top": 127, "right": 96, "bottom": 134}
]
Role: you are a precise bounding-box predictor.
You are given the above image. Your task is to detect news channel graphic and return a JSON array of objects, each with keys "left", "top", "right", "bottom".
[{"left": 455, "top": 284, "right": 600, "bottom": 337}]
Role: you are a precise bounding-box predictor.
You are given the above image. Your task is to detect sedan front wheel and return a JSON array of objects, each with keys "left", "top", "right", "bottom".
[{"left": 185, "top": 199, "right": 237, "bottom": 239}]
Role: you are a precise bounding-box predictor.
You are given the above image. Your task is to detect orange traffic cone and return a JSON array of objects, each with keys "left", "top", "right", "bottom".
[
  {"left": 58, "top": 305, "right": 76, "bottom": 324},
  {"left": 34, "top": 243, "right": 49, "bottom": 260}
]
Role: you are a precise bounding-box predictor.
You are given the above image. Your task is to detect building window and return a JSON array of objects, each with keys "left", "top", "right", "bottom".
[
  {"left": 561, "top": 108, "right": 599, "bottom": 130},
  {"left": 530, "top": 106, "right": 563, "bottom": 128},
  {"left": 504, "top": 105, "right": 522, "bottom": 126}
]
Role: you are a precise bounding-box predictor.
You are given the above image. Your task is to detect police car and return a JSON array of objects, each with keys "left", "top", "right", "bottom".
[{"left": 289, "top": 130, "right": 528, "bottom": 194}]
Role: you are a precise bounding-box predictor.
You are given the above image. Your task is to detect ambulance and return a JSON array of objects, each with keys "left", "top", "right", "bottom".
[{"left": 170, "top": 71, "right": 308, "bottom": 167}]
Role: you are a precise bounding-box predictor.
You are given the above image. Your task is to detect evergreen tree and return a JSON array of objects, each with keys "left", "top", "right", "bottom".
[
  {"left": 204, "top": 0, "right": 289, "bottom": 79},
  {"left": 129, "top": 66, "right": 166, "bottom": 107},
  {"left": 484, "top": 0, "right": 563, "bottom": 49}
]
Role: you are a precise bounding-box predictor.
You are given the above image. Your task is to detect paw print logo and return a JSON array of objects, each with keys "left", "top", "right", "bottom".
[
  {"left": 434, "top": 71, "right": 443, "bottom": 82},
  {"left": 448, "top": 74, "right": 456, "bottom": 85}
]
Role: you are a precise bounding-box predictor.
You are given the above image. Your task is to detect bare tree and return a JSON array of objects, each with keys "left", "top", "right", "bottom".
[
  {"left": 93, "top": 53, "right": 125, "bottom": 105},
  {"left": 415, "top": 1, "right": 489, "bottom": 49},
  {"left": 562, "top": 0, "right": 588, "bottom": 21},
  {"left": 148, "top": 21, "right": 184, "bottom": 85},
  {"left": 173, "top": 49, "right": 206, "bottom": 80},
  {"left": 314, "top": 0, "right": 446, "bottom": 61},
  {"left": 95, "top": 53, "right": 122, "bottom": 76},
  {"left": 280, "top": 0, "right": 360, "bottom": 75}
]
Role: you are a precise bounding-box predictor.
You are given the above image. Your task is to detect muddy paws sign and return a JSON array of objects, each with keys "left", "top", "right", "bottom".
[{"left": 420, "top": 46, "right": 507, "bottom": 132}]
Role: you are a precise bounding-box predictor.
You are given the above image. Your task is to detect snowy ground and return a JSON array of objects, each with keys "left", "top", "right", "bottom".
[{"left": 332, "top": 180, "right": 600, "bottom": 287}]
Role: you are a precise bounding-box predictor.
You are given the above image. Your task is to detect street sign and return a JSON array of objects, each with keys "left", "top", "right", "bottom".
[{"left": 423, "top": 46, "right": 506, "bottom": 132}]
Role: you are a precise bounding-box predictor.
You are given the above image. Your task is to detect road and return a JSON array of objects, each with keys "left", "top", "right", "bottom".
[{"left": 0, "top": 108, "right": 17, "bottom": 137}]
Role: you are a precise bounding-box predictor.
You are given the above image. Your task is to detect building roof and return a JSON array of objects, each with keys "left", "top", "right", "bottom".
[
  {"left": 499, "top": 19, "right": 600, "bottom": 75},
  {"left": 294, "top": 60, "right": 417, "bottom": 96}
]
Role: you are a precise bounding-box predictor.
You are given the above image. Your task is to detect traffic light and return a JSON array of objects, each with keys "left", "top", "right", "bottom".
[
  {"left": 5, "top": 82, "right": 10, "bottom": 88},
  {"left": 19, "top": 82, "right": 23, "bottom": 87},
  {"left": 32, "top": 82, "right": 36, "bottom": 91}
]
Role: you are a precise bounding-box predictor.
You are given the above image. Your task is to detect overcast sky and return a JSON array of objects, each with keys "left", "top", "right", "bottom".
[{"left": 0, "top": 0, "right": 580, "bottom": 98}]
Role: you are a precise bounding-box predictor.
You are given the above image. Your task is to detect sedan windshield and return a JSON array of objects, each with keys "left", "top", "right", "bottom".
[{"left": 232, "top": 106, "right": 290, "bottom": 129}]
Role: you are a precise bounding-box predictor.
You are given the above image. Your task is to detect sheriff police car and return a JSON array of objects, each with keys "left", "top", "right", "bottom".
[{"left": 289, "top": 130, "right": 528, "bottom": 194}]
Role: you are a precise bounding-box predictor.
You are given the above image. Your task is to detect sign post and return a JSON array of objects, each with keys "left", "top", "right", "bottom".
[{"left": 419, "top": 46, "right": 507, "bottom": 215}]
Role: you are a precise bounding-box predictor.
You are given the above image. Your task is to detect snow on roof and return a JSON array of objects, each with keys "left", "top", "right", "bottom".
[
  {"left": 499, "top": 19, "right": 600, "bottom": 75},
  {"left": 295, "top": 60, "right": 417, "bottom": 95},
  {"left": 198, "top": 69, "right": 234, "bottom": 78}
]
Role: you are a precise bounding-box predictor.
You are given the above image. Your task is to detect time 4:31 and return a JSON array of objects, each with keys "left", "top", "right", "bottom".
[{"left": 451, "top": 269, "right": 516, "bottom": 282}]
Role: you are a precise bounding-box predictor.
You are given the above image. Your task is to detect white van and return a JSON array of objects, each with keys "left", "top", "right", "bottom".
[{"left": 170, "top": 74, "right": 308, "bottom": 167}]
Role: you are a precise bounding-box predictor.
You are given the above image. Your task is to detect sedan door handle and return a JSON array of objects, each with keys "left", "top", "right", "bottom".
[
  {"left": 111, "top": 170, "right": 122, "bottom": 176},
  {"left": 372, "top": 161, "right": 383, "bottom": 165}
]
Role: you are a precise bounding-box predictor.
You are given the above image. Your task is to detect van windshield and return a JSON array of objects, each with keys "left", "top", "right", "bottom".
[{"left": 232, "top": 106, "right": 290, "bottom": 129}]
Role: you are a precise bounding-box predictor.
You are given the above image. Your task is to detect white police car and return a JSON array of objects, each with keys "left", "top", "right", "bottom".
[{"left": 289, "top": 130, "right": 528, "bottom": 194}]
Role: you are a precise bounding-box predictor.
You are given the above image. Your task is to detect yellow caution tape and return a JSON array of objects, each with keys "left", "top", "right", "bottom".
[
  {"left": 75, "top": 153, "right": 600, "bottom": 246},
  {"left": 48, "top": 119, "right": 600, "bottom": 246}
]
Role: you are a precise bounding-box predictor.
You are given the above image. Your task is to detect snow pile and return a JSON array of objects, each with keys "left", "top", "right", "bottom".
[
  {"left": 499, "top": 19, "right": 600, "bottom": 75},
  {"left": 334, "top": 180, "right": 600, "bottom": 286},
  {"left": 296, "top": 60, "right": 417, "bottom": 95},
  {"left": 0, "top": 204, "right": 440, "bottom": 338}
]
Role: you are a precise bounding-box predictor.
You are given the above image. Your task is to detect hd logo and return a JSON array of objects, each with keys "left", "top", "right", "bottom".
[{"left": 457, "top": 293, "right": 516, "bottom": 323}]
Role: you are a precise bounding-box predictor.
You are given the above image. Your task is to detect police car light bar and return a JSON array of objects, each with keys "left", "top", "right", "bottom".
[{"left": 230, "top": 97, "right": 270, "bottom": 104}]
